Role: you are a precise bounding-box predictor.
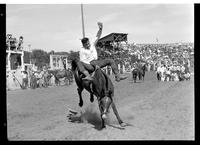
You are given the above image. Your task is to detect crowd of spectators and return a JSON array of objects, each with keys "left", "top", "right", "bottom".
[
  {"left": 124, "top": 42, "right": 194, "bottom": 81},
  {"left": 127, "top": 42, "right": 193, "bottom": 68},
  {"left": 100, "top": 42, "right": 194, "bottom": 81}
]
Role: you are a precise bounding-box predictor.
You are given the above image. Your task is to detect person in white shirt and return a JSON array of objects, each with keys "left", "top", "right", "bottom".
[
  {"left": 74, "top": 22, "right": 127, "bottom": 82},
  {"left": 156, "top": 65, "right": 162, "bottom": 81},
  {"left": 160, "top": 65, "right": 166, "bottom": 80}
]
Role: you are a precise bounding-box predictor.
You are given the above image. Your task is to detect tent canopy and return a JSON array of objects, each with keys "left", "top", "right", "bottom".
[{"left": 97, "top": 33, "right": 128, "bottom": 44}]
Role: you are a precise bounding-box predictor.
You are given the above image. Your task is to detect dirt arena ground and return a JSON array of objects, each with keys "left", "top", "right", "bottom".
[{"left": 6, "top": 71, "right": 194, "bottom": 140}]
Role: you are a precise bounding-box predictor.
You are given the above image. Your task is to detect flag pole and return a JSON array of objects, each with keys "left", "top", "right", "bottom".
[{"left": 81, "top": 4, "right": 85, "bottom": 38}]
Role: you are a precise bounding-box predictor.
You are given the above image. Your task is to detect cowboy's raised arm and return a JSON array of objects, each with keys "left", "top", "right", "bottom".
[{"left": 94, "top": 22, "right": 103, "bottom": 47}]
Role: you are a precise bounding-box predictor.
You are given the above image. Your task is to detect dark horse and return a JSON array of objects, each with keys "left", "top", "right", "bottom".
[
  {"left": 71, "top": 60, "right": 126, "bottom": 129},
  {"left": 138, "top": 63, "right": 146, "bottom": 81},
  {"left": 49, "top": 69, "right": 73, "bottom": 86},
  {"left": 132, "top": 62, "right": 146, "bottom": 83},
  {"left": 132, "top": 68, "right": 141, "bottom": 83}
]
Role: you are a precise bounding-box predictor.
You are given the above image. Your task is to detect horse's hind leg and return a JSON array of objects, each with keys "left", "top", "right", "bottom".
[
  {"left": 111, "top": 101, "right": 126, "bottom": 127},
  {"left": 77, "top": 87, "right": 84, "bottom": 107}
]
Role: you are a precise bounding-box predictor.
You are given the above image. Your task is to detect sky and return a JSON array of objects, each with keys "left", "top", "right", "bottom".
[{"left": 6, "top": 3, "right": 194, "bottom": 52}]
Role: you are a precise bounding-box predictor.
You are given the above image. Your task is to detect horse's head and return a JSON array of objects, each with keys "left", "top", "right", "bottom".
[
  {"left": 71, "top": 59, "right": 79, "bottom": 73},
  {"left": 98, "top": 96, "right": 112, "bottom": 119}
]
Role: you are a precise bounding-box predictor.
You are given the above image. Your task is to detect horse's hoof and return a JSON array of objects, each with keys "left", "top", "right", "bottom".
[
  {"left": 101, "top": 126, "right": 106, "bottom": 130},
  {"left": 79, "top": 102, "right": 83, "bottom": 107},
  {"left": 100, "top": 125, "right": 106, "bottom": 130},
  {"left": 102, "top": 114, "right": 107, "bottom": 119},
  {"left": 90, "top": 97, "right": 94, "bottom": 103},
  {"left": 120, "top": 122, "right": 127, "bottom": 127}
]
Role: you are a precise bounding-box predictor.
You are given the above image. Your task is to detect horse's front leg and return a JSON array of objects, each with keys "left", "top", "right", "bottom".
[
  {"left": 100, "top": 113, "right": 106, "bottom": 129},
  {"left": 90, "top": 93, "right": 94, "bottom": 103},
  {"left": 77, "top": 87, "right": 84, "bottom": 107},
  {"left": 133, "top": 74, "right": 136, "bottom": 83},
  {"left": 132, "top": 73, "right": 135, "bottom": 83},
  {"left": 98, "top": 101, "right": 106, "bottom": 129}
]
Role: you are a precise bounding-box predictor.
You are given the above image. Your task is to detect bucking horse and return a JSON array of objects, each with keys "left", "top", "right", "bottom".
[{"left": 69, "top": 59, "right": 127, "bottom": 129}]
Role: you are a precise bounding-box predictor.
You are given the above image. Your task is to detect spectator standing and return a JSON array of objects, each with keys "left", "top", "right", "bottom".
[{"left": 21, "top": 69, "right": 28, "bottom": 89}]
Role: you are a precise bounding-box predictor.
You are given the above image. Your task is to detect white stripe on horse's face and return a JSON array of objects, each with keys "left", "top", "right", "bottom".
[
  {"left": 106, "top": 97, "right": 109, "bottom": 103},
  {"left": 102, "top": 96, "right": 111, "bottom": 114}
]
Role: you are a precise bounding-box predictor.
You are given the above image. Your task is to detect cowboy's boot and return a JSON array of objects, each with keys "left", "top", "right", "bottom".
[
  {"left": 82, "top": 71, "right": 93, "bottom": 81},
  {"left": 115, "top": 73, "right": 128, "bottom": 82}
]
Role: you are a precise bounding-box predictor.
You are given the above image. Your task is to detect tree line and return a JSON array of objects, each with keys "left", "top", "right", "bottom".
[{"left": 24, "top": 49, "right": 79, "bottom": 69}]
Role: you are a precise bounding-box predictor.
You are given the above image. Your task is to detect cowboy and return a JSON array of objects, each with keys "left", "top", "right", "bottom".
[
  {"left": 156, "top": 64, "right": 162, "bottom": 81},
  {"left": 74, "top": 22, "right": 127, "bottom": 82}
]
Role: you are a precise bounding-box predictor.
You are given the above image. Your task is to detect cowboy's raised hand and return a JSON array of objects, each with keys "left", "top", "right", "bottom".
[{"left": 97, "top": 22, "right": 103, "bottom": 29}]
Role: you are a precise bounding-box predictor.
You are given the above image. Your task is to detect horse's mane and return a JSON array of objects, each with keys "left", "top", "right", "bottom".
[
  {"left": 93, "top": 68, "right": 113, "bottom": 97},
  {"left": 95, "top": 68, "right": 109, "bottom": 88}
]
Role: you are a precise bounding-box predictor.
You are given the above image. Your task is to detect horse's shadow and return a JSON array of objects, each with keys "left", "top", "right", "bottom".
[
  {"left": 67, "top": 110, "right": 133, "bottom": 130},
  {"left": 67, "top": 110, "right": 103, "bottom": 130}
]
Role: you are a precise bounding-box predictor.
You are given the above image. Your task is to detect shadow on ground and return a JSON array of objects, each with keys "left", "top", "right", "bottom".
[{"left": 67, "top": 106, "right": 103, "bottom": 130}]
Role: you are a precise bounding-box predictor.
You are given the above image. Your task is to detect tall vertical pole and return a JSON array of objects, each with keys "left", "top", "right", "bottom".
[
  {"left": 28, "top": 44, "right": 31, "bottom": 64},
  {"left": 81, "top": 4, "right": 85, "bottom": 38},
  {"left": 7, "top": 39, "right": 11, "bottom": 71}
]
